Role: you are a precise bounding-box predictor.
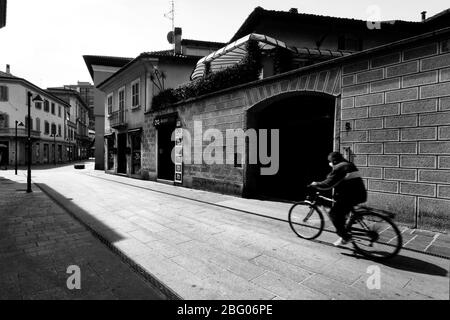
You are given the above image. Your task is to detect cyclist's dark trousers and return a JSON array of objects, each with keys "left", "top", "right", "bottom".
[{"left": 329, "top": 201, "right": 353, "bottom": 240}]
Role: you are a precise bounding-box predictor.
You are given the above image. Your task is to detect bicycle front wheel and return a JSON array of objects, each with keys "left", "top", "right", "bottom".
[
  {"left": 288, "top": 201, "right": 324, "bottom": 240},
  {"left": 350, "top": 211, "right": 402, "bottom": 260}
]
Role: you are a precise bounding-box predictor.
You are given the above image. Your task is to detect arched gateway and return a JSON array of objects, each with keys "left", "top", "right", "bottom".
[
  {"left": 240, "top": 67, "right": 342, "bottom": 201},
  {"left": 244, "top": 91, "right": 338, "bottom": 201}
]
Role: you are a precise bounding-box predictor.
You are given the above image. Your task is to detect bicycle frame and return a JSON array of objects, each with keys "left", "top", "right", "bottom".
[{"left": 305, "top": 192, "right": 372, "bottom": 240}]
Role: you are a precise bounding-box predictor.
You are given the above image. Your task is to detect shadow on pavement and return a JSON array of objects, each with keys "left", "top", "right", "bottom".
[
  {"left": 341, "top": 252, "right": 449, "bottom": 277},
  {"left": 0, "top": 177, "right": 164, "bottom": 300},
  {"left": 34, "top": 182, "right": 124, "bottom": 244}
]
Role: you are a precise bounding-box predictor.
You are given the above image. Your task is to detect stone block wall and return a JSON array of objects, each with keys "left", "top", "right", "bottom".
[
  {"left": 142, "top": 92, "right": 247, "bottom": 195},
  {"left": 140, "top": 31, "right": 450, "bottom": 231},
  {"left": 340, "top": 38, "right": 450, "bottom": 230}
]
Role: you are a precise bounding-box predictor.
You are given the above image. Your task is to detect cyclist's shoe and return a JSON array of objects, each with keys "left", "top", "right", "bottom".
[{"left": 333, "top": 237, "right": 350, "bottom": 246}]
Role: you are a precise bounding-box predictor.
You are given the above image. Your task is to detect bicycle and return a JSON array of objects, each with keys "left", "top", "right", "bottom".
[{"left": 288, "top": 190, "right": 403, "bottom": 260}]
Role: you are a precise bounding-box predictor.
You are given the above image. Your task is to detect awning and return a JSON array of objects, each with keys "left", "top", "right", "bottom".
[
  {"left": 190, "top": 33, "right": 354, "bottom": 80},
  {"left": 291, "top": 47, "right": 353, "bottom": 58},
  {"left": 191, "top": 33, "right": 294, "bottom": 80}
]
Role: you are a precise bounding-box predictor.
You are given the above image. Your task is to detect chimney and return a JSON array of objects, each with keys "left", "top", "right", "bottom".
[
  {"left": 5, "top": 64, "right": 10, "bottom": 74},
  {"left": 421, "top": 11, "right": 427, "bottom": 21},
  {"left": 174, "top": 27, "right": 182, "bottom": 55},
  {"left": 289, "top": 8, "right": 298, "bottom": 14}
]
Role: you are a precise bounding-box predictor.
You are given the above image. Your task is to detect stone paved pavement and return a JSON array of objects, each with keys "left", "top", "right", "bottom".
[
  {"left": 0, "top": 175, "right": 165, "bottom": 300},
  {"left": 1, "top": 163, "right": 449, "bottom": 300},
  {"left": 83, "top": 167, "right": 450, "bottom": 259}
]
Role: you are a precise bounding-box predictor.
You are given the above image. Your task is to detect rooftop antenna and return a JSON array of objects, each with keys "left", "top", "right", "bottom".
[{"left": 164, "top": 0, "right": 175, "bottom": 53}]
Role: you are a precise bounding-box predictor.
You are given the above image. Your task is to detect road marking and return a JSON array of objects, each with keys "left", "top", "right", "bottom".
[
  {"left": 424, "top": 233, "right": 440, "bottom": 252},
  {"left": 387, "top": 227, "right": 408, "bottom": 244},
  {"left": 403, "top": 235, "right": 418, "bottom": 247},
  {"left": 378, "top": 225, "right": 391, "bottom": 235}
]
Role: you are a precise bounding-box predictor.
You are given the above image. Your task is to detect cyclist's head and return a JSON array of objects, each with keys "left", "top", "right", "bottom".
[{"left": 328, "top": 152, "right": 345, "bottom": 166}]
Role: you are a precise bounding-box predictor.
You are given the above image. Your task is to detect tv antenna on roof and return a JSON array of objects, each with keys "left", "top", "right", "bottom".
[{"left": 164, "top": 1, "right": 175, "bottom": 50}]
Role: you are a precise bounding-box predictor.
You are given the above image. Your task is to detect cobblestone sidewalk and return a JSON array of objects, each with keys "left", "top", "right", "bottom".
[{"left": 0, "top": 176, "right": 165, "bottom": 300}]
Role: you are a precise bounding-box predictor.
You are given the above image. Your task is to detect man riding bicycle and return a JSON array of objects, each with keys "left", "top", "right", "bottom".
[{"left": 309, "top": 152, "right": 367, "bottom": 246}]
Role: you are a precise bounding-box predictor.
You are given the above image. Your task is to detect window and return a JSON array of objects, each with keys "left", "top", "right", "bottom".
[
  {"left": 44, "top": 121, "right": 49, "bottom": 135},
  {"left": 0, "top": 86, "right": 8, "bottom": 101},
  {"left": 0, "top": 113, "right": 9, "bottom": 128},
  {"left": 36, "top": 118, "right": 41, "bottom": 132},
  {"left": 131, "top": 80, "right": 140, "bottom": 107},
  {"left": 58, "top": 105, "right": 61, "bottom": 117},
  {"left": 118, "top": 88, "right": 125, "bottom": 110},
  {"left": 51, "top": 123, "right": 56, "bottom": 135},
  {"left": 35, "top": 101, "right": 42, "bottom": 109},
  {"left": 58, "top": 124, "right": 61, "bottom": 136},
  {"left": 44, "top": 100, "right": 49, "bottom": 112},
  {"left": 51, "top": 103, "right": 55, "bottom": 114}
]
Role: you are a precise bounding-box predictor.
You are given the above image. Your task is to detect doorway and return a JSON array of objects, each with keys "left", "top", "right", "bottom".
[
  {"left": 0, "top": 140, "right": 8, "bottom": 168},
  {"left": 157, "top": 124, "right": 175, "bottom": 181},
  {"left": 117, "top": 133, "right": 127, "bottom": 174}
]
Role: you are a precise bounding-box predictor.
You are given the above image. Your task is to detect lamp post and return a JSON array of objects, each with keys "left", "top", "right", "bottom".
[
  {"left": 50, "top": 133, "right": 60, "bottom": 165},
  {"left": 26, "top": 92, "right": 43, "bottom": 193},
  {"left": 15, "top": 121, "right": 24, "bottom": 175}
]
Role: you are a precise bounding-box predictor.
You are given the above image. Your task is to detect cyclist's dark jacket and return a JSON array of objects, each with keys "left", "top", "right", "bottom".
[{"left": 314, "top": 161, "right": 367, "bottom": 205}]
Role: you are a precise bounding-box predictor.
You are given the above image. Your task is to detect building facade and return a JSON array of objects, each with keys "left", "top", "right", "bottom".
[
  {"left": 47, "top": 88, "right": 91, "bottom": 161},
  {"left": 83, "top": 55, "right": 133, "bottom": 170},
  {"left": 97, "top": 50, "right": 201, "bottom": 179},
  {"left": 63, "top": 82, "right": 95, "bottom": 130},
  {"left": 92, "top": 29, "right": 224, "bottom": 176},
  {"left": 0, "top": 69, "right": 71, "bottom": 167}
]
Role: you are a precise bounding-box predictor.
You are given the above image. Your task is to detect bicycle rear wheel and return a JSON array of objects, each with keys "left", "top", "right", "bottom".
[
  {"left": 350, "top": 211, "right": 402, "bottom": 260},
  {"left": 288, "top": 201, "right": 324, "bottom": 240}
]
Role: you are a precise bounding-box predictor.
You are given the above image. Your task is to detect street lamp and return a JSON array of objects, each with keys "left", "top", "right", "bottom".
[
  {"left": 26, "top": 92, "right": 43, "bottom": 193},
  {"left": 15, "top": 121, "right": 24, "bottom": 175},
  {"left": 50, "top": 133, "right": 60, "bottom": 165}
]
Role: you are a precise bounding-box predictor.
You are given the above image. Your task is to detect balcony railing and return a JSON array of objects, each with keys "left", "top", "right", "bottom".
[
  {"left": 109, "top": 109, "right": 127, "bottom": 129},
  {"left": 0, "top": 128, "right": 41, "bottom": 139}
]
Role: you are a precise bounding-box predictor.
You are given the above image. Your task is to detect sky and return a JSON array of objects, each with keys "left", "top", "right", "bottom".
[{"left": 0, "top": 0, "right": 448, "bottom": 89}]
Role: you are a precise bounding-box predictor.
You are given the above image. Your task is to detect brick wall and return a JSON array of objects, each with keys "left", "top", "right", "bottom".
[{"left": 340, "top": 38, "right": 450, "bottom": 230}]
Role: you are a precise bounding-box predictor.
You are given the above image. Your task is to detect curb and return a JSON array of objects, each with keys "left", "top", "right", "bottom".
[{"left": 35, "top": 182, "right": 183, "bottom": 301}]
